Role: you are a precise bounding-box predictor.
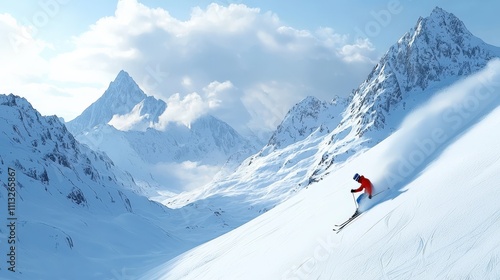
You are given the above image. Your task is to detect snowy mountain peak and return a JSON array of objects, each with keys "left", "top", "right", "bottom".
[
  {"left": 346, "top": 7, "right": 500, "bottom": 134},
  {"left": 116, "top": 69, "right": 132, "bottom": 80},
  {"left": 1, "top": 94, "right": 72, "bottom": 144},
  {"left": 1, "top": 93, "right": 34, "bottom": 112},
  {"left": 405, "top": 6, "right": 476, "bottom": 50},
  {"left": 425, "top": 6, "right": 469, "bottom": 33},
  {"left": 427, "top": 6, "right": 469, "bottom": 35},
  {"left": 259, "top": 6, "right": 492, "bottom": 158},
  {"left": 66, "top": 70, "right": 166, "bottom": 134},
  {"left": 106, "top": 70, "right": 145, "bottom": 101}
]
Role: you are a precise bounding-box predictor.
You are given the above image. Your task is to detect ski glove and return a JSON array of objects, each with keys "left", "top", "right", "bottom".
[
  {"left": 369, "top": 195, "right": 372, "bottom": 199},
  {"left": 350, "top": 189, "right": 355, "bottom": 193}
]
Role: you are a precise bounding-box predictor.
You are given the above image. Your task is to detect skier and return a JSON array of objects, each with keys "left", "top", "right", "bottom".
[
  {"left": 351, "top": 173, "right": 373, "bottom": 212},
  {"left": 333, "top": 173, "right": 374, "bottom": 232}
]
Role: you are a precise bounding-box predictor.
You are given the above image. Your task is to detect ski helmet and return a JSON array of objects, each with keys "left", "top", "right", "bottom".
[{"left": 353, "top": 173, "right": 361, "bottom": 181}]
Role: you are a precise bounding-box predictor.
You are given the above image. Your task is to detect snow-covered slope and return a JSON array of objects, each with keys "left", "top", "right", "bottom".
[
  {"left": 0, "top": 94, "right": 194, "bottom": 279},
  {"left": 142, "top": 58, "right": 500, "bottom": 280}
]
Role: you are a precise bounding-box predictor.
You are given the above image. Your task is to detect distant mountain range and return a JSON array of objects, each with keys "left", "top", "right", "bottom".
[{"left": 66, "top": 70, "right": 258, "bottom": 195}]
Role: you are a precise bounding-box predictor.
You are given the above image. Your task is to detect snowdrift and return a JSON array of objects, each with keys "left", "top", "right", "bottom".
[{"left": 142, "top": 59, "right": 500, "bottom": 279}]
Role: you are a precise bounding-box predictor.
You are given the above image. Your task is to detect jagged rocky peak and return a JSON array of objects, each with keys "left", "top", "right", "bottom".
[
  {"left": 309, "top": 7, "right": 500, "bottom": 182},
  {"left": 346, "top": 6, "right": 500, "bottom": 134},
  {"left": 104, "top": 70, "right": 146, "bottom": 103},
  {"left": 407, "top": 7, "right": 474, "bottom": 46},
  {"left": 388, "top": 6, "right": 500, "bottom": 91},
  {"left": 1, "top": 93, "right": 34, "bottom": 112},
  {"left": 66, "top": 70, "right": 166, "bottom": 134}
]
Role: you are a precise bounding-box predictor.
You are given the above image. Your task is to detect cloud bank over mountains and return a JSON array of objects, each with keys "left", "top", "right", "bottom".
[{"left": 1, "top": 0, "right": 377, "bottom": 133}]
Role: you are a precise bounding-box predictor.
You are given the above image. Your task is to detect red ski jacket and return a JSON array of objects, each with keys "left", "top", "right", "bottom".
[{"left": 353, "top": 176, "right": 373, "bottom": 196}]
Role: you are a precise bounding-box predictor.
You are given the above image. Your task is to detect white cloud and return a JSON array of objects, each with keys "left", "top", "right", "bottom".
[
  {"left": 182, "top": 76, "right": 193, "bottom": 88},
  {"left": 0, "top": 13, "right": 48, "bottom": 85},
  {"left": 203, "top": 80, "right": 233, "bottom": 106},
  {"left": 186, "top": 3, "right": 263, "bottom": 33},
  {"left": 151, "top": 161, "right": 223, "bottom": 192},
  {"left": 0, "top": 14, "right": 102, "bottom": 120},
  {"left": 108, "top": 101, "right": 151, "bottom": 131},
  {"left": 154, "top": 80, "right": 234, "bottom": 130},
  {"left": 2, "top": 0, "right": 379, "bottom": 134},
  {"left": 156, "top": 92, "right": 206, "bottom": 129},
  {"left": 242, "top": 82, "right": 302, "bottom": 131},
  {"left": 339, "top": 38, "right": 376, "bottom": 63}
]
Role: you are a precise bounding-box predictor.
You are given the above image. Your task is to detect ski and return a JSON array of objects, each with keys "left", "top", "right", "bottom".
[
  {"left": 333, "top": 216, "right": 358, "bottom": 233},
  {"left": 334, "top": 212, "right": 360, "bottom": 227},
  {"left": 333, "top": 212, "right": 362, "bottom": 233}
]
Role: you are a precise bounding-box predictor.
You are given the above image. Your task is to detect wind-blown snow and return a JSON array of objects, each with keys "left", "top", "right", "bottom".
[
  {"left": 373, "top": 58, "right": 500, "bottom": 193},
  {"left": 142, "top": 59, "right": 500, "bottom": 280}
]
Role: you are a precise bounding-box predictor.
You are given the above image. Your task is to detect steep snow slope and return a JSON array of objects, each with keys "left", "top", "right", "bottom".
[{"left": 142, "top": 60, "right": 500, "bottom": 279}]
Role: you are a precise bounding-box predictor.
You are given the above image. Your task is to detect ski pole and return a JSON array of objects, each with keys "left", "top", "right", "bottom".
[{"left": 352, "top": 192, "right": 358, "bottom": 209}]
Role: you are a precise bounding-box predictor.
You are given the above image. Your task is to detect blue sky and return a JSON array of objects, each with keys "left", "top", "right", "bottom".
[
  {"left": 5, "top": 1, "right": 500, "bottom": 51},
  {"left": 1, "top": 0, "right": 499, "bottom": 134}
]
